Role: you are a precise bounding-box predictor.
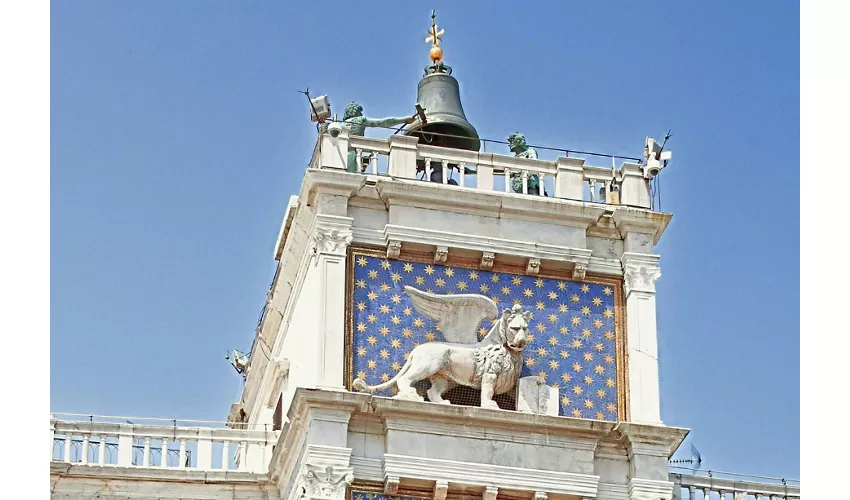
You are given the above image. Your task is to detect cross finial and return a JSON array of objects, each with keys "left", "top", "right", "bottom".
[{"left": 425, "top": 10, "right": 445, "bottom": 63}]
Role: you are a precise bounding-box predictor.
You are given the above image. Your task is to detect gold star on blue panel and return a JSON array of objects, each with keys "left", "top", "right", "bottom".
[{"left": 350, "top": 253, "right": 620, "bottom": 420}]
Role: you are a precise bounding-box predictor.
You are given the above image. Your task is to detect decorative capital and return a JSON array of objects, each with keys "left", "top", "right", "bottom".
[
  {"left": 526, "top": 258, "right": 541, "bottom": 275},
  {"left": 480, "top": 251, "right": 495, "bottom": 269},
  {"left": 300, "top": 464, "right": 354, "bottom": 500},
  {"left": 621, "top": 252, "right": 661, "bottom": 295},
  {"left": 313, "top": 227, "right": 352, "bottom": 257}
]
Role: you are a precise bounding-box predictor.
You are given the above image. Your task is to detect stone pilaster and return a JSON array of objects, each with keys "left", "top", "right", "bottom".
[
  {"left": 312, "top": 214, "right": 353, "bottom": 390},
  {"left": 621, "top": 251, "right": 662, "bottom": 424},
  {"left": 618, "top": 423, "right": 685, "bottom": 500}
]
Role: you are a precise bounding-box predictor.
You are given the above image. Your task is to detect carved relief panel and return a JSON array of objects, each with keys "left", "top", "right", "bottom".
[{"left": 345, "top": 248, "right": 627, "bottom": 421}]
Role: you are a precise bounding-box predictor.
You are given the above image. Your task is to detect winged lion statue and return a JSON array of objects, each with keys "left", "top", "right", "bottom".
[{"left": 352, "top": 285, "right": 531, "bottom": 410}]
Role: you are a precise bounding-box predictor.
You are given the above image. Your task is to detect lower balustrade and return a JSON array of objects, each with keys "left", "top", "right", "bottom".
[
  {"left": 50, "top": 417, "right": 278, "bottom": 473},
  {"left": 671, "top": 471, "right": 800, "bottom": 500}
]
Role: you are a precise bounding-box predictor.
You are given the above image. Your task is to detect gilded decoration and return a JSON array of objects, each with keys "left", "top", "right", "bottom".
[{"left": 345, "top": 248, "right": 626, "bottom": 421}]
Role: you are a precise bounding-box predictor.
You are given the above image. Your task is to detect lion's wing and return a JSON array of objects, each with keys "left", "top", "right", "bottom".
[{"left": 403, "top": 286, "right": 498, "bottom": 344}]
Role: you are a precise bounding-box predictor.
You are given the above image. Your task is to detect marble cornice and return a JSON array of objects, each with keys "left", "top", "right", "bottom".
[
  {"left": 606, "top": 421, "right": 690, "bottom": 458},
  {"left": 301, "top": 169, "right": 367, "bottom": 206},
  {"left": 373, "top": 178, "right": 608, "bottom": 228},
  {"left": 611, "top": 207, "right": 673, "bottom": 245}
]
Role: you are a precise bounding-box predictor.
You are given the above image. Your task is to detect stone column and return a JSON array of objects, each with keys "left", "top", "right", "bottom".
[
  {"left": 312, "top": 213, "right": 354, "bottom": 391},
  {"left": 621, "top": 251, "right": 662, "bottom": 424}
]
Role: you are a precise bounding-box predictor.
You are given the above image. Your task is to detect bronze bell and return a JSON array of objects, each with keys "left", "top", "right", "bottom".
[{"left": 405, "top": 67, "right": 480, "bottom": 152}]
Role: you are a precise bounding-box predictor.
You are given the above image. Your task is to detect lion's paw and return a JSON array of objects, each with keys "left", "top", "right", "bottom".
[
  {"left": 481, "top": 400, "right": 500, "bottom": 410},
  {"left": 394, "top": 390, "right": 425, "bottom": 402}
]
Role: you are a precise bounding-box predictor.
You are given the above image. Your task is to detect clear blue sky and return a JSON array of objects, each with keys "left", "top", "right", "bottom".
[{"left": 50, "top": 1, "right": 799, "bottom": 479}]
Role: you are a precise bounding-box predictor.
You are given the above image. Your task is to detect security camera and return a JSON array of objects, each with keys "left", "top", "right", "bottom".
[
  {"left": 327, "top": 121, "right": 343, "bottom": 138},
  {"left": 645, "top": 159, "right": 664, "bottom": 178},
  {"left": 643, "top": 137, "right": 672, "bottom": 179}
]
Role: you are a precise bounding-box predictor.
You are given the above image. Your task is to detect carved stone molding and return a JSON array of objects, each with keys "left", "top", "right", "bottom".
[
  {"left": 299, "top": 464, "right": 354, "bottom": 500},
  {"left": 526, "top": 258, "right": 541, "bottom": 275},
  {"left": 533, "top": 492, "right": 548, "bottom": 500},
  {"left": 480, "top": 251, "right": 495, "bottom": 270},
  {"left": 483, "top": 486, "right": 499, "bottom": 500},
  {"left": 434, "top": 246, "right": 449, "bottom": 263},
  {"left": 627, "top": 478, "right": 674, "bottom": 500},
  {"left": 386, "top": 240, "right": 402, "bottom": 259},
  {"left": 621, "top": 252, "right": 661, "bottom": 295},
  {"left": 572, "top": 263, "right": 587, "bottom": 281}
]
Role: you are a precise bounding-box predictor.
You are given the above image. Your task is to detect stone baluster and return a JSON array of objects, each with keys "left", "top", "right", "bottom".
[
  {"left": 370, "top": 152, "right": 378, "bottom": 175},
  {"left": 702, "top": 487, "right": 711, "bottom": 499},
  {"left": 143, "top": 437, "right": 151, "bottom": 467},
  {"left": 64, "top": 434, "right": 72, "bottom": 462},
  {"left": 458, "top": 162, "right": 466, "bottom": 187},
  {"left": 178, "top": 438, "right": 187, "bottom": 468},
  {"left": 522, "top": 169, "right": 529, "bottom": 194},
  {"left": 753, "top": 495, "right": 762, "bottom": 500},
  {"left": 80, "top": 434, "right": 90, "bottom": 464},
  {"left": 588, "top": 179, "right": 597, "bottom": 202},
  {"left": 238, "top": 440, "right": 248, "bottom": 471},
  {"left": 355, "top": 148, "right": 363, "bottom": 173},
  {"left": 160, "top": 438, "right": 169, "bottom": 468},
  {"left": 718, "top": 489, "right": 726, "bottom": 499},
  {"left": 538, "top": 171, "right": 546, "bottom": 195},
  {"left": 98, "top": 435, "right": 107, "bottom": 465},
  {"left": 688, "top": 486, "right": 696, "bottom": 500},
  {"left": 425, "top": 158, "right": 432, "bottom": 181},
  {"left": 222, "top": 440, "right": 231, "bottom": 470},
  {"left": 441, "top": 159, "right": 449, "bottom": 184},
  {"left": 504, "top": 168, "right": 511, "bottom": 192},
  {"left": 196, "top": 428, "right": 213, "bottom": 470}
]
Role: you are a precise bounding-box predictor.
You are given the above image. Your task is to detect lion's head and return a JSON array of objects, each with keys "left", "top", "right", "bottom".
[{"left": 500, "top": 303, "right": 531, "bottom": 351}]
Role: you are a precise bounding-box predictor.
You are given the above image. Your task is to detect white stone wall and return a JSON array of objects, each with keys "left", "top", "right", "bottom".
[{"left": 238, "top": 168, "right": 671, "bottom": 432}]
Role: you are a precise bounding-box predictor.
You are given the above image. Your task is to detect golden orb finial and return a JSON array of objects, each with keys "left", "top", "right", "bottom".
[{"left": 425, "top": 9, "right": 445, "bottom": 63}]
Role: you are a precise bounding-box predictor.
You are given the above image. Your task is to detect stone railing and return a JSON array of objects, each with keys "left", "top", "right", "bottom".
[
  {"left": 50, "top": 415, "right": 278, "bottom": 473},
  {"left": 671, "top": 470, "right": 800, "bottom": 500},
  {"left": 313, "top": 129, "right": 652, "bottom": 209}
]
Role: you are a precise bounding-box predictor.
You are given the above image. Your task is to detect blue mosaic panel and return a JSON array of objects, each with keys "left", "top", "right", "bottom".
[
  {"left": 352, "top": 491, "right": 422, "bottom": 500},
  {"left": 350, "top": 253, "right": 621, "bottom": 420}
]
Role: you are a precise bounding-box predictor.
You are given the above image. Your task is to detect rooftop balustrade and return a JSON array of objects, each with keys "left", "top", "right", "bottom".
[
  {"left": 671, "top": 469, "right": 800, "bottom": 500},
  {"left": 309, "top": 127, "right": 656, "bottom": 210},
  {"left": 50, "top": 414, "right": 278, "bottom": 474}
]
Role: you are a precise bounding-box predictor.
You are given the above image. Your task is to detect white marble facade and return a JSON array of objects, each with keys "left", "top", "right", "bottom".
[
  {"left": 49, "top": 135, "right": 802, "bottom": 500},
  {"left": 227, "top": 132, "right": 681, "bottom": 499}
]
